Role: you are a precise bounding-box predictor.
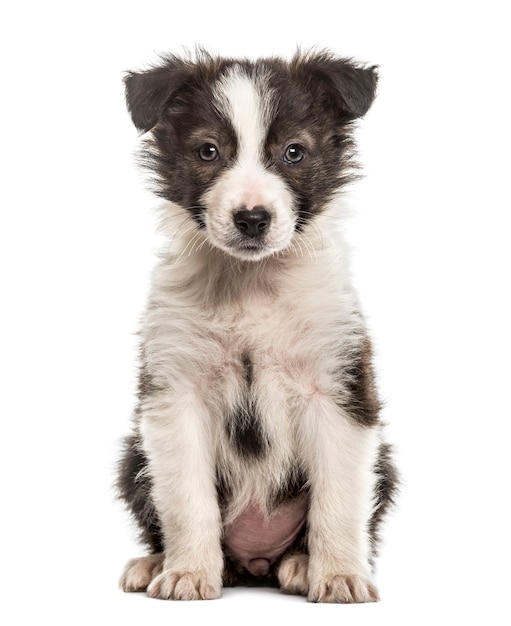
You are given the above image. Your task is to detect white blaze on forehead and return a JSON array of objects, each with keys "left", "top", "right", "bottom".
[{"left": 214, "top": 66, "right": 271, "bottom": 161}]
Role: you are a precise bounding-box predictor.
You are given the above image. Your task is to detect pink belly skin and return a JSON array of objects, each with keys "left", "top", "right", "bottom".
[{"left": 223, "top": 495, "right": 308, "bottom": 576}]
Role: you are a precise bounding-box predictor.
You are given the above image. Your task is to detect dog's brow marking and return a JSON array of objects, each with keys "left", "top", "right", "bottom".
[{"left": 215, "top": 67, "right": 269, "bottom": 162}]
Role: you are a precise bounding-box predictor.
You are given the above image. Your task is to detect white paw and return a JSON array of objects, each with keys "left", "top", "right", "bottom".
[
  {"left": 308, "top": 574, "right": 379, "bottom": 604},
  {"left": 120, "top": 554, "right": 164, "bottom": 592},
  {"left": 147, "top": 569, "right": 222, "bottom": 600},
  {"left": 277, "top": 553, "right": 309, "bottom": 596}
]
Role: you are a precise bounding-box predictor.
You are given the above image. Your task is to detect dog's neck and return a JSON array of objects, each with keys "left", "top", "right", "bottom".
[{"left": 153, "top": 213, "right": 350, "bottom": 314}]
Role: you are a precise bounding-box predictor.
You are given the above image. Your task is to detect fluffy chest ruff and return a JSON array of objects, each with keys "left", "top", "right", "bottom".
[{"left": 117, "top": 50, "right": 398, "bottom": 603}]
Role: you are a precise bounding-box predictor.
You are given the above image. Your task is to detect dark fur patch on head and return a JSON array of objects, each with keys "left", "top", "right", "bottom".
[
  {"left": 125, "top": 51, "right": 239, "bottom": 219},
  {"left": 265, "top": 51, "right": 378, "bottom": 227}
]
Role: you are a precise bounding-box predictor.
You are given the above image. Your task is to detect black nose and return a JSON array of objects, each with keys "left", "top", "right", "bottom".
[{"left": 233, "top": 206, "right": 271, "bottom": 238}]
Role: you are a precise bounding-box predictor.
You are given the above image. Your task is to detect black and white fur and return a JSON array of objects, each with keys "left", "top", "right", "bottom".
[{"left": 117, "top": 50, "right": 397, "bottom": 603}]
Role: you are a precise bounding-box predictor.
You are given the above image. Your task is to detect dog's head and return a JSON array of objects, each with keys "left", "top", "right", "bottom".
[{"left": 125, "top": 50, "right": 377, "bottom": 261}]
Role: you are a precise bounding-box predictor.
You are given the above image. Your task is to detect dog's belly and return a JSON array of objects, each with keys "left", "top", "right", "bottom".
[{"left": 223, "top": 495, "right": 308, "bottom": 576}]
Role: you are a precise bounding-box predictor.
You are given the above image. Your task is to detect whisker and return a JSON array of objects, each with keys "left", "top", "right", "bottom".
[
  {"left": 304, "top": 221, "right": 325, "bottom": 250},
  {"left": 164, "top": 213, "right": 196, "bottom": 245},
  {"left": 299, "top": 209, "right": 344, "bottom": 223},
  {"left": 298, "top": 233, "right": 315, "bottom": 263},
  {"left": 187, "top": 232, "right": 204, "bottom": 257},
  {"left": 164, "top": 223, "right": 197, "bottom": 257},
  {"left": 296, "top": 237, "right": 313, "bottom": 261},
  {"left": 174, "top": 232, "right": 201, "bottom": 264},
  {"left": 197, "top": 237, "right": 209, "bottom": 252},
  {"left": 294, "top": 237, "right": 305, "bottom": 259},
  {"left": 289, "top": 242, "right": 300, "bottom": 259}
]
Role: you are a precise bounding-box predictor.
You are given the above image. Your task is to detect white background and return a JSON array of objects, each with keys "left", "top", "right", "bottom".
[{"left": 1, "top": 1, "right": 510, "bottom": 624}]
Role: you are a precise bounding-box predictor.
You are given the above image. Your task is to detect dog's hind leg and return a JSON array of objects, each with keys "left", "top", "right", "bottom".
[
  {"left": 277, "top": 553, "right": 309, "bottom": 596},
  {"left": 120, "top": 553, "right": 164, "bottom": 592}
]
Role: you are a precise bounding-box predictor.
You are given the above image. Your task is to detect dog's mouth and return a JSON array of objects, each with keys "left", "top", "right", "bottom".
[
  {"left": 204, "top": 228, "right": 290, "bottom": 261},
  {"left": 224, "top": 234, "right": 275, "bottom": 260},
  {"left": 201, "top": 205, "right": 297, "bottom": 261}
]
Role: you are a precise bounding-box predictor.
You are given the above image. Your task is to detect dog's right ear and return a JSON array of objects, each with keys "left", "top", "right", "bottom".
[
  {"left": 292, "top": 51, "right": 378, "bottom": 120},
  {"left": 124, "top": 57, "right": 190, "bottom": 133}
]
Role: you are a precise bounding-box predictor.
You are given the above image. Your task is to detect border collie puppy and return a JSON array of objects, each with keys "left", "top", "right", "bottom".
[{"left": 117, "top": 49, "right": 397, "bottom": 603}]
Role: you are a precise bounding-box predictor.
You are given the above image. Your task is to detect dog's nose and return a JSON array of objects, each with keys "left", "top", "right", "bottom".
[{"left": 233, "top": 206, "right": 271, "bottom": 238}]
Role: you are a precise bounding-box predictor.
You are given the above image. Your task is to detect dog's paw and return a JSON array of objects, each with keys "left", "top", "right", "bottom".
[
  {"left": 277, "top": 553, "right": 309, "bottom": 596},
  {"left": 147, "top": 569, "right": 221, "bottom": 600},
  {"left": 308, "top": 574, "right": 379, "bottom": 604},
  {"left": 120, "top": 554, "right": 164, "bottom": 592}
]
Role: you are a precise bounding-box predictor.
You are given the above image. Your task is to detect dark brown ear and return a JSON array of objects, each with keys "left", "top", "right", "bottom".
[
  {"left": 294, "top": 52, "right": 378, "bottom": 119},
  {"left": 124, "top": 56, "right": 191, "bottom": 132}
]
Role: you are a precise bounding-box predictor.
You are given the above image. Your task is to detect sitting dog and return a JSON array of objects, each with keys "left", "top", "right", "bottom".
[{"left": 117, "top": 49, "right": 398, "bottom": 603}]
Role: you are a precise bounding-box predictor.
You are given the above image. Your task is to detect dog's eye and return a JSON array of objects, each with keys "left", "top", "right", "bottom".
[
  {"left": 198, "top": 143, "right": 220, "bottom": 162},
  {"left": 283, "top": 144, "right": 306, "bottom": 164}
]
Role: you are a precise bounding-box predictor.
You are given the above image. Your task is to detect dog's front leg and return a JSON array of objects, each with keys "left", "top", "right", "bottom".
[
  {"left": 299, "top": 393, "right": 380, "bottom": 603},
  {"left": 141, "top": 389, "right": 223, "bottom": 600}
]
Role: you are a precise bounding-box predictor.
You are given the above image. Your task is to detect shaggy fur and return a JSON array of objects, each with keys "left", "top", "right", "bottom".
[{"left": 117, "top": 49, "right": 397, "bottom": 603}]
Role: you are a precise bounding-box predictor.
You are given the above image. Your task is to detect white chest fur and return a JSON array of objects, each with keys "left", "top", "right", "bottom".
[{"left": 139, "top": 220, "right": 370, "bottom": 522}]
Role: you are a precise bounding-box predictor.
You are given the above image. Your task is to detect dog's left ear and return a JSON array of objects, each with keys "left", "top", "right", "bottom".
[{"left": 296, "top": 53, "right": 378, "bottom": 119}]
